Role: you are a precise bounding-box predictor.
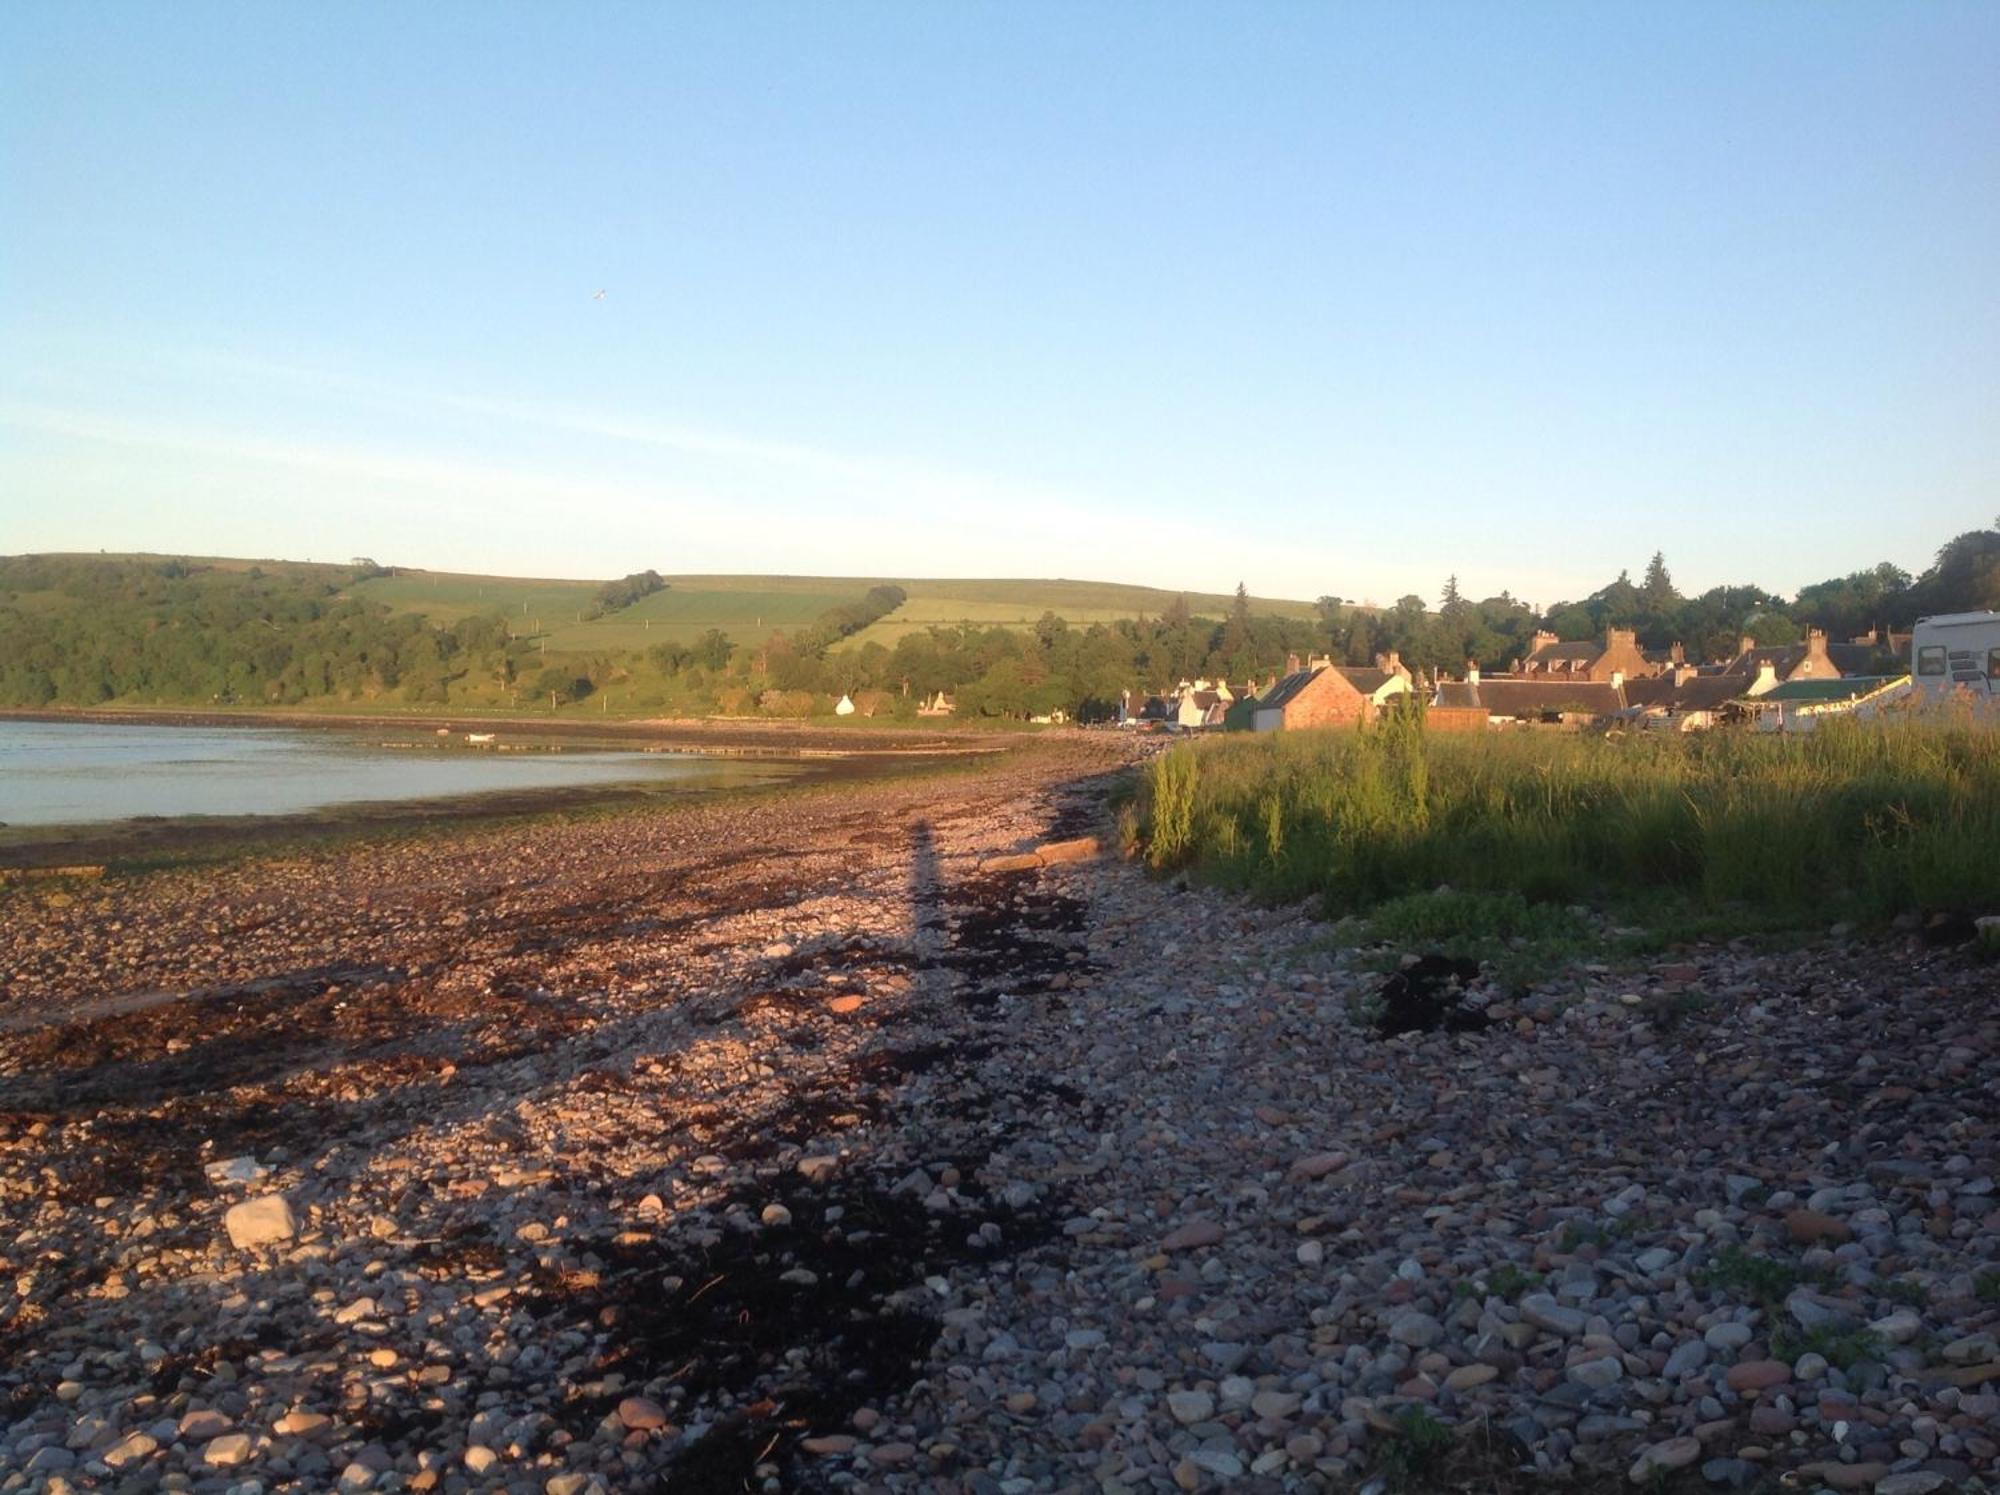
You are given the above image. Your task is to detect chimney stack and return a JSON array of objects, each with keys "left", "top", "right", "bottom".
[
  {"left": 1466, "top": 660, "right": 1480, "bottom": 686},
  {"left": 1285, "top": 652, "right": 1301, "bottom": 676}
]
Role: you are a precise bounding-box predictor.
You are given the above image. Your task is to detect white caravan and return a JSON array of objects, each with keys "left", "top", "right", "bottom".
[{"left": 1911, "top": 611, "right": 2000, "bottom": 700}]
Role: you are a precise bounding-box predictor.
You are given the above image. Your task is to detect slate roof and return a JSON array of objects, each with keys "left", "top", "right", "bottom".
[
  {"left": 1528, "top": 642, "right": 1604, "bottom": 664},
  {"left": 1621, "top": 675, "right": 1752, "bottom": 713},
  {"left": 1719, "top": 641, "right": 1881, "bottom": 677},
  {"left": 1256, "top": 669, "right": 1324, "bottom": 711},
  {"left": 1433, "top": 679, "right": 1625, "bottom": 717},
  {"left": 1334, "top": 667, "right": 1395, "bottom": 695}
]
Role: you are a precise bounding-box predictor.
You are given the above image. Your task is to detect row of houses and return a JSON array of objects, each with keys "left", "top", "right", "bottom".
[
  {"left": 1133, "top": 621, "right": 1975, "bottom": 735},
  {"left": 1437, "top": 626, "right": 1914, "bottom": 732}
]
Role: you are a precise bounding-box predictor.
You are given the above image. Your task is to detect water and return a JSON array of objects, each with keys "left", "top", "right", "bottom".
[{"left": 0, "top": 720, "right": 799, "bottom": 827}]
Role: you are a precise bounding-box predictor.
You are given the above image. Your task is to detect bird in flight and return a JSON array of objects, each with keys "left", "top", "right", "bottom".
[{"left": 592, "top": 289, "right": 607, "bottom": 301}]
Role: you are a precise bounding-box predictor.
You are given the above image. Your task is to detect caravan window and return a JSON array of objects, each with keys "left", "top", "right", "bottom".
[{"left": 1917, "top": 645, "right": 1946, "bottom": 676}]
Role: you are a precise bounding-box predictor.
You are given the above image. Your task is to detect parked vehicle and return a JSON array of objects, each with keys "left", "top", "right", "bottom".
[{"left": 1911, "top": 611, "right": 2000, "bottom": 699}]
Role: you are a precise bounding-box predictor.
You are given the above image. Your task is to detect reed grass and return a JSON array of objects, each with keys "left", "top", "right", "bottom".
[{"left": 1137, "top": 714, "right": 2000, "bottom": 927}]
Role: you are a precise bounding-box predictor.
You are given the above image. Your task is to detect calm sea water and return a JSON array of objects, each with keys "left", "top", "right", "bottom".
[{"left": 0, "top": 721, "right": 796, "bottom": 827}]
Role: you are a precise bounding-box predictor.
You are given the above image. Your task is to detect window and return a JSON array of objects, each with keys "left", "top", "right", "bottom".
[
  {"left": 1917, "top": 646, "right": 1946, "bottom": 677},
  {"left": 1989, "top": 647, "right": 2000, "bottom": 680}
]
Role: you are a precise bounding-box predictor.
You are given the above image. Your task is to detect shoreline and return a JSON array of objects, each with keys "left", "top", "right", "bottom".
[
  {"left": 0, "top": 704, "right": 1028, "bottom": 755},
  {"left": 1, "top": 738, "right": 1993, "bottom": 1492},
  {"left": 0, "top": 740, "right": 1039, "bottom": 874}
]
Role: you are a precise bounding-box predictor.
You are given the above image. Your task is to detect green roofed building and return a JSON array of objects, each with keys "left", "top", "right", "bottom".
[{"left": 1743, "top": 675, "right": 1912, "bottom": 731}]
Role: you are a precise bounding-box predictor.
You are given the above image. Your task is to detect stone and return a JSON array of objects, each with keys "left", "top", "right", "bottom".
[
  {"left": 797, "top": 1156, "right": 840, "bottom": 1183},
  {"left": 224, "top": 1193, "right": 298, "bottom": 1248},
  {"left": 1445, "top": 1363, "right": 1497, "bottom": 1392},
  {"left": 1627, "top": 1435, "right": 1701, "bottom": 1481},
  {"left": 1251, "top": 1389, "right": 1301, "bottom": 1419},
  {"left": 463, "top": 1445, "right": 500, "bottom": 1474},
  {"left": 179, "top": 1409, "right": 233, "bottom": 1440},
  {"left": 203, "top": 1433, "right": 256, "bottom": 1467},
  {"left": 760, "top": 1203, "right": 792, "bottom": 1228},
  {"left": 801, "top": 1435, "right": 856, "bottom": 1454},
  {"left": 1724, "top": 1360, "right": 1790, "bottom": 1393},
  {"left": 1869, "top": 1308, "right": 1923, "bottom": 1344},
  {"left": 1520, "top": 1293, "right": 1587, "bottom": 1337},
  {"left": 1663, "top": 1340, "right": 1709, "bottom": 1378},
  {"left": 1288, "top": 1152, "right": 1347, "bottom": 1180},
  {"left": 102, "top": 1432, "right": 158, "bottom": 1470},
  {"left": 275, "top": 1411, "right": 331, "bottom": 1437},
  {"left": 1704, "top": 1321, "right": 1753, "bottom": 1352},
  {"left": 1873, "top": 1474, "right": 1946, "bottom": 1495},
  {"left": 1568, "top": 1356, "right": 1623, "bottom": 1391},
  {"left": 204, "top": 1155, "right": 270, "bottom": 1186},
  {"left": 980, "top": 853, "right": 1042, "bottom": 874},
  {"left": 1388, "top": 1310, "right": 1443, "bottom": 1348},
  {"left": 1037, "top": 836, "right": 1101, "bottom": 864},
  {"left": 1160, "top": 1220, "right": 1224, "bottom": 1251},
  {"left": 1800, "top": 1462, "right": 1889, "bottom": 1491},
  {"left": 1785, "top": 1208, "right": 1852, "bottom": 1244},
  {"left": 616, "top": 1396, "right": 669, "bottom": 1431},
  {"left": 1166, "top": 1389, "right": 1214, "bottom": 1424}
]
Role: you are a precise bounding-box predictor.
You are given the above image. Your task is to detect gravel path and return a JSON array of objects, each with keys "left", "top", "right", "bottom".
[{"left": 2, "top": 744, "right": 1996, "bottom": 1495}]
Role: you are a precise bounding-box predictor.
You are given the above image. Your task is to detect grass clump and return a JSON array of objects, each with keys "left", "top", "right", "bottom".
[
  {"left": 1375, "top": 1405, "right": 1455, "bottom": 1492},
  {"left": 1881, "top": 1278, "right": 1929, "bottom": 1308},
  {"left": 1771, "top": 1323, "right": 1884, "bottom": 1370},
  {"left": 1135, "top": 716, "right": 2000, "bottom": 931},
  {"left": 1976, "top": 1270, "right": 2000, "bottom": 1305},
  {"left": 1695, "top": 1245, "right": 1839, "bottom": 1308}
]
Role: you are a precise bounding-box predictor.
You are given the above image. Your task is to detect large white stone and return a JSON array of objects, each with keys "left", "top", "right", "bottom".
[{"left": 224, "top": 1193, "right": 298, "bottom": 1249}]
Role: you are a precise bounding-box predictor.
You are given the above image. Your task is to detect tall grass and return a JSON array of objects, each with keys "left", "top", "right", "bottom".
[{"left": 1137, "top": 716, "right": 2000, "bottom": 925}]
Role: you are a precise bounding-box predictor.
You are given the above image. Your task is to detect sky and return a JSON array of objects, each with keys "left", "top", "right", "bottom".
[{"left": 3, "top": 2, "right": 1996, "bottom": 609}]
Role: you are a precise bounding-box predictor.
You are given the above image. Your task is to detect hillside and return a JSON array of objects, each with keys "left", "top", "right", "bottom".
[
  {"left": 353, "top": 569, "right": 1318, "bottom": 651},
  {"left": 0, "top": 553, "right": 1332, "bottom": 719}
]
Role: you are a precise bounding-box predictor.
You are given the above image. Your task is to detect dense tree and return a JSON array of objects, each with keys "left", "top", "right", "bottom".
[{"left": 1641, "top": 551, "right": 1677, "bottom": 609}]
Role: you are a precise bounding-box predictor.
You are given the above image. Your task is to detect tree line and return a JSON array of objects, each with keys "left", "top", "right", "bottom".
[{"left": 1, "top": 519, "right": 1993, "bottom": 716}]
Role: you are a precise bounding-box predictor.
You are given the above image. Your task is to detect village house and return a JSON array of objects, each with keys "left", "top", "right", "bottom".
[
  {"left": 1251, "top": 653, "right": 1413, "bottom": 732},
  {"left": 1175, "top": 689, "right": 1230, "bottom": 730},
  {"left": 916, "top": 691, "right": 955, "bottom": 717},
  {"left": 1718, "top": 628, "right": 1881, "bottom": 684},
  {"left": 1519, "top": 628, "right": 1661, "bottom": 682},
  {"left": 1618, "top": 663, "right": 1780, "bottom": 732},
  {"left": 1432, "top": 665, "right": 1626, "bottom": 727}
]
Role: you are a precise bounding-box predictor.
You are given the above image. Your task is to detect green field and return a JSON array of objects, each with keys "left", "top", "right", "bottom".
[
  {"left": 354, "top": 570, "right": 1318, "bottom": 651},
  {"left": 353, "top": 571, "right": 867, "bottom": 650},
  {"left": 837, "top": 578, "right": 1319, "bottom": 650}
]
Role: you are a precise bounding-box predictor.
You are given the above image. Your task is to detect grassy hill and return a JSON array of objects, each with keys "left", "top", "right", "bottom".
[
  {"left": 354, "top": 569, "right": 1319, "bottom": 650},
  {"left": 0, "top": 553, "right": 1335, "bottom": 719}
]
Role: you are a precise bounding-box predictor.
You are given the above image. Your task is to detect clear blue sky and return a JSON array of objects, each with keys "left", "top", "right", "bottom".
[{"left": 3, "top": 1, "right": 1995, "bottom": 607}]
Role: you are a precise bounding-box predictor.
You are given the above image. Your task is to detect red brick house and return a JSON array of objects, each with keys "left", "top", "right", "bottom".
[{"left": 1251, "top": 654, "right": 1413, "bottom": 732}]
